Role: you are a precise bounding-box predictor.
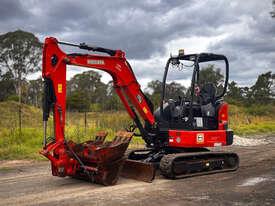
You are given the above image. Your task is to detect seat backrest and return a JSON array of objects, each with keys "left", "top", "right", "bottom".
[{"left": 199, "top": 83, "right": 216, "bottom": 105}]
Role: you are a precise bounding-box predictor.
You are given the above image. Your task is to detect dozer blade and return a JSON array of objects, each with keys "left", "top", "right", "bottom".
[{"left": 120, "top": 159, "right": 156, "bottom": 182}]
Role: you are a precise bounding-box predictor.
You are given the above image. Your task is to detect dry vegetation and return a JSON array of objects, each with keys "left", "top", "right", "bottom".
[{"left": 0, "top": 101, "right": 275, "bottom": 160}]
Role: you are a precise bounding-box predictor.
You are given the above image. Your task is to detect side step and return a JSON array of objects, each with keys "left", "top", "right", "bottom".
[{"left": 160, "top": 152, "right": 239, "bottom": 179}]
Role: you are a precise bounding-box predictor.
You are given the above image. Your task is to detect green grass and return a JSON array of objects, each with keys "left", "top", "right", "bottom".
[
  {"left": 229, "top": 104, "right": 275, "bottom": 135},
  {"left": 0, "top": 126, "right": 145, "bottom": 160},
  {"left": 0, "top": 101, "right": 43, "bottom": 128},
  {"left": 234, "top": 122, "right": 275, "bottom": 136},
  {"left": 0, "top": 101, "right": 142, "bottom": 160},
  {"left": 0, "top": 128, "right": 44, "bottom": 160},
  {"left": 0, "top": 101, "right": 275, "bottom": 160}
]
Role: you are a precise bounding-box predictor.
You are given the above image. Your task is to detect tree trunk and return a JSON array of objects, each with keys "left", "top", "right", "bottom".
[{"left": 18, "top": 73, "right": 22, "bottom": 134}]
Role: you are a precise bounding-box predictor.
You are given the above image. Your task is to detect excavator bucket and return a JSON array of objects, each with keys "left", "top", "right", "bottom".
[
  {"left": 69, "top": 131, "right": 134, "bottom": 185},
  {"left": 120, "top": 149, "right": 157, "bottom": 182}
]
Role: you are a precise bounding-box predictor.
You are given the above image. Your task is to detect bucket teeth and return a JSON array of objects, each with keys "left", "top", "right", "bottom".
[
  {"left": 94, "top": 131, "right": 108, "bottom": 143},
  {"left": 84, "top": 131, "right": 108, "bottom": 146},
  {"left": 111, "top": 131, "right": 134, "bottom": 144}
]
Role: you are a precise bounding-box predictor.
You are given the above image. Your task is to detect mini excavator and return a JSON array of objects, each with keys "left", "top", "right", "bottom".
[{"left": 41, "top": 37, "right": 239, "bottom": 185}]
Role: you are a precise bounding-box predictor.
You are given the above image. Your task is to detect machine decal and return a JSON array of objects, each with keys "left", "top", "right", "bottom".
[
  {"left": 115, "top": 64, "right": 122, "bottom": 71},
  {"left": 143, "top": 107, "right": 148, "bottom": 114},
  {"left": 87, "top": 59, "right": 105, "bottom": 65},
  {"left": 196, "top": 133, "right": 204, "bottom": 144},
  {"left": 136, "top": 94, "right": 142, "bottom": 103},
  {"left": 58, "top": 84, "right": 62, "bottom": 93},
  {"left": 195, "top": 117, "right": 203, "bottom": 128}
]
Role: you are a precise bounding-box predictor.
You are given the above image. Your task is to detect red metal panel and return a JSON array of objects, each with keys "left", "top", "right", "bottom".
[
  {"left": 218, "top": 103, "right": 228, "bottom": 130},
  {"left": 168, "top": 130, "right": 227, "bottom": 147},
  {"left": 43, "top": 37, "right": 67, "bottom": 143}
]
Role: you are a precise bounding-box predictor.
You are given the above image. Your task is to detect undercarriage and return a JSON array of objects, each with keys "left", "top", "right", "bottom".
[{"left": 121, "top": 148, "right": 239, "bottom": 182}]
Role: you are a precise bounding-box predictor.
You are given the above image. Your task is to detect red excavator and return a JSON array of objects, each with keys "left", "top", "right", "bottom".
[{"left": 41, "top": 37, "right": 239, "bottom": 185}]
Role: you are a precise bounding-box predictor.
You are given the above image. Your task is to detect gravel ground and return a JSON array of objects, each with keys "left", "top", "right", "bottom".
[
  {"left": 233, "top": 135, "right": 271, "bottom": 146},
  {"left": 0, "top": 135, "right": 274, "bottom": 206}
]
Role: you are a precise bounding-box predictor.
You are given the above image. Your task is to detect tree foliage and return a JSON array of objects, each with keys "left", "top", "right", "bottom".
[
  {"left": 67, "top": 71, "right": 109, "bottom": 111},
  {"left": 225, "top": 81, "right": 243, "bottom": 104},
  {"left": 102, "top": 81, "right": 124, "bottom": 111},
  {"left": 0, "top": 30, "right": 42, "bottom": 130},
  {"left": 0, "top": 70, "right": 15, "bottom": 101},
  {"left": 145, "top": 80, "right": 186, "bottom": 107},
  {"left": 0, "top": 67, "right": 274, "bottom": 110},
  {"left": 199, "top": 65, "right": 224, "bottom": 86},
  {"left": 67, "top": 91, "right": 90, "bottom": 112},
  {"left": 0, "top": 30, "right": 42, "bottom": 95},
  {"left": 199, "top": 64, "right": 225, "bottom": 95},
  {"left": 250, "top": 71, "right": 274, "bottom": 104},
  {"left": 27, "top": 78, "right": 43, "bottom": 107}
]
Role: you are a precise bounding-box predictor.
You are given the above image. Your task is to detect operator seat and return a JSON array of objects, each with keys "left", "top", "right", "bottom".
[
  {"left": 199, "top": 83, "right": 216, "bottom": 105},
  {"left": 199, "top": 83, "right": 218, "bottom": 129}
]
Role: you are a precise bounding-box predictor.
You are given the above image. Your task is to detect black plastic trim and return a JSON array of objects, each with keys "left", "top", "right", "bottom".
[{"left": 226, "top": 130, "right": 234, "bottom": 145}]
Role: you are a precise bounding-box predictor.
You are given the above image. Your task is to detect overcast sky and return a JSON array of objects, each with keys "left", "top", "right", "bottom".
[{"left": 0, "top": 0, "right": 274, "bottom": 88}]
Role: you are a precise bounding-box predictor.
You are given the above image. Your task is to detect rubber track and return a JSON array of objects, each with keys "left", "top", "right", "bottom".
[{"left": 160, "top": 152, "right": 239, "bottom": 179}]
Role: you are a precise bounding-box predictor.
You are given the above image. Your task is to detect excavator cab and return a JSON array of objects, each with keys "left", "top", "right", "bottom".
[
  {"left": 121, "top": 53, "right": 238, "bottom": 182},
  {"left": 155, "top": 53, "right": 229, "bottom": 131}
]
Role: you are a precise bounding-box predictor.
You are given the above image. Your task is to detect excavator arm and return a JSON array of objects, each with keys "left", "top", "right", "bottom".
[
  {"left": 42, "top": 37, "right": 155, "bottom": 145},
  {"left": 41, "top": 37, "right": 156, "bottom": 185}
]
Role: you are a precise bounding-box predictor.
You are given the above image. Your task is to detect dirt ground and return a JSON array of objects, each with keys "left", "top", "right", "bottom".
[{"left": 0, "top": 136, "right": 274, "bottom": 206}]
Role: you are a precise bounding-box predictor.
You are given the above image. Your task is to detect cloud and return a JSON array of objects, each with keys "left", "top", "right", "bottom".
[
  {"left": 208, "top": 3, "right": 275, "bottom": 86},
  {"left": 0, "top": 0, "right": 29, "bottom": 20},
  {"left": 0, "top": 0, "right": 274, "bottom": 87}
]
